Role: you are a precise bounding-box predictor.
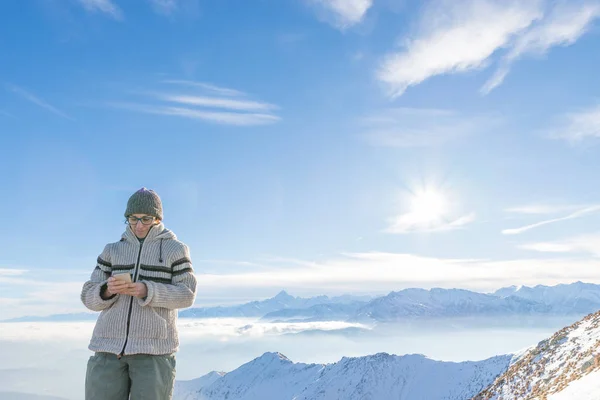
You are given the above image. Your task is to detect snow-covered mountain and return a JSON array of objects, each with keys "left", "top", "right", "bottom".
[
  {"left": 352, "top": 288, "right": 551, "bottom": 323},
  {"left": 473, "top": 309, "right": 600, "bottom": 399},
  {"left": 493, "top": 281, "right": 600, "bottom": 315},
  {"left": 7, "top": 282, "right": 600, "bottom": 323},
  {"left": 179, "top": 291, "right": 371, "bottom": 319},
  {"left": 174, "top": 351, "right": 512, "bottom": 400}
]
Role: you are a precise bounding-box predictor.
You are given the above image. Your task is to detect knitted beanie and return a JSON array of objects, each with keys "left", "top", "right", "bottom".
[{"left": 124, "top": 188, "right": 163, "bottom": 220}]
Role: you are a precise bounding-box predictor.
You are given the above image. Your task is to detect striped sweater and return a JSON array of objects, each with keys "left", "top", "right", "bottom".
[{"left": 81, "top": 223, "right": 197, "bottom": 356}]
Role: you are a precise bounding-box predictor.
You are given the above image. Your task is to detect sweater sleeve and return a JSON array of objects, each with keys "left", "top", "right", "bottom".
[
  {"left": 138, "top": 243, "right": 197, "bottom": 309},
  {"left": 81, "top": 244, "right": 119, "bottom": 312}
]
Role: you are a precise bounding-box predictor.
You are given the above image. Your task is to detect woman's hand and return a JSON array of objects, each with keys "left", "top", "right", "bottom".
[
  {"left": 106, "top": 276, "right": 130, "bottom": 296},
  {"left": 126, "top": 282, "right": 148, "bottom": 299}
]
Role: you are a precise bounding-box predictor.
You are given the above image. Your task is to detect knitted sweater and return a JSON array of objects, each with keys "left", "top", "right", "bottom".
[{"left": 81, "top": 223, "right": 197, "bottom": 356}]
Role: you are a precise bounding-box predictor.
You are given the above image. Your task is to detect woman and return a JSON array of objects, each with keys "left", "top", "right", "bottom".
[{"left": 81, "top": 188, "right": 197, "bottom": 400}]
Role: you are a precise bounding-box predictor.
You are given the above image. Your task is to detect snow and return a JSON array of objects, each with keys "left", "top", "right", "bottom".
[
  {"left": 174, "top": 351, "right": 512, "bottom": 400},
  {"left": 474, "top": 309, "right": 600, "bottom": 400},
  {"left": 548, "top": 369, "right": 600, "bottom": 400}
]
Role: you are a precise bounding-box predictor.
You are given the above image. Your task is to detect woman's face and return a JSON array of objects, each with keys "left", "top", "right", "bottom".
[{"left": 127, "top": 214, "right": 159, "bottom": 238}]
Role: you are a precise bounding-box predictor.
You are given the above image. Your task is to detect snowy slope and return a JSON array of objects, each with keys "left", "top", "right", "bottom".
[
  {"left": 473, "top": 309, "right": 600, "bottom": 399},
  {"left": 174, "top": 372, "right": 226, "bottom": 400},
  {"left": 547, "top": 369, "right": 600, "bottom": 400},
  {"left": 174, "top": 351, "right": 512, "bottom": 400}
]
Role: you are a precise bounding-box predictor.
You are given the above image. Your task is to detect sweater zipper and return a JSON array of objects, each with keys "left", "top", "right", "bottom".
[{"left": 118, "top": 234, "right": 146, "bottom": 358}]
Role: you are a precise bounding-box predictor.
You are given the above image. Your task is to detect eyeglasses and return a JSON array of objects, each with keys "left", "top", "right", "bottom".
[{"left": 126, "top": 216, "right": 156, "bottom": 225}]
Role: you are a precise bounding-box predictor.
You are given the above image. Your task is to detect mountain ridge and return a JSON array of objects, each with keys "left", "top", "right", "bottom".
[
  {"left": 174, "top": 351, "right": 513, "bottom": 400},
  {"left": 5, "top": 281, "right": 600, "bottom": 323}
]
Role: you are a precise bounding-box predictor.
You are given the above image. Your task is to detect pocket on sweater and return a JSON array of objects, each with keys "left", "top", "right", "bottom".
[
  {"left": 129, "top": 304, "right": 168, "bottom": 340},
  {"left": 92, "top": 304, "right": 126, "bottom": 339}
]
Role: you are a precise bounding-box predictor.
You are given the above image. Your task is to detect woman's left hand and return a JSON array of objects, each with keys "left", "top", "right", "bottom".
[{"left": 127, "top": 282, "right": 148, "bottom": 299}]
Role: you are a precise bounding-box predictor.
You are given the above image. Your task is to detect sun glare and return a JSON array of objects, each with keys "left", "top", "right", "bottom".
[{"left": 410, "top": 189, "right": 447, "bottom": 223}]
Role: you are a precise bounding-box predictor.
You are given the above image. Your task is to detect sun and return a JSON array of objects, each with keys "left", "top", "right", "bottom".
[{"left": 409, "top": 188, "right": 447, "bottom": 224}]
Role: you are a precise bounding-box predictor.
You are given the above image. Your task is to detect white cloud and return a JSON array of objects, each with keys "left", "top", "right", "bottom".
[
  {"left": 155, "top": 94, "right": 277, "bottom": 112},
  {"left": 308, "top": 0, "right": 373, "bottom": 29},
  {"left": 482, "top": 2, "right": 600, "bottom": 93},
  {"left": 386, "top": 212, "right": 476, "bottom": 234},
  {"left": 377, "top": 0, "right": 600, "bottom": 97},
  {"left": 149, "top": 0, "right": 178, "bottom": 15},
  {"left": 0, "top": 268, "right": 27, "bottom": 277},
  {"left": 110, "top": 80, "right": 281, "bottom": 126},
  {"left": 505, "top": 204, "right": 587, "bottom": 214},
  {"left": 0, "top": 278, "right": 87, "bottom": 320},
  {"left": 362, "top": 108, "right": 491, "bottom": 147},
  {"left": 502, "top": 205, "right": 600, "bottom": 235},
  {"left": 161, "top": 80, "right": 246, "bottom": 97},
  {"left": 195, "top": 252, "right": 600, "bottom": 297},
  {"left": 76, "top": 0, "right": 122, "bottom": 19},
  {"left": 547, "top": 104, "right": 600, "bottom": 142},
  {"left": 113, "top": 103, "right": 280, "bottom": 126},
  {"left": 378, "top": 0, "right": 541, "bottom": 97},
  {"left": 178, "top": 319, "right": 370, "bottom": 339},
  {"left": 7, "top": 84, "right": 72, "bottom": 120},
  {"left": 520, "top": 233, "right": 600, "bottom": 256}
]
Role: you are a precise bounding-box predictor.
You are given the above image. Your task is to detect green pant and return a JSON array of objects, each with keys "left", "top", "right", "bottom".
[{"left": 85, "top": 352, "right": 176, "bottom": 400}]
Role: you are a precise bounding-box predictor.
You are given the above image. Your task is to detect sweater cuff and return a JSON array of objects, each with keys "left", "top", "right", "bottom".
[
  {"left": 96, "top": 280, "right": 118, "bottom": 306},
  {"left": 138, "top": 281, "right": 154, "bottom": 307},
  {"left": 100, "top": 283, "right": 117, "bottom": 300}
]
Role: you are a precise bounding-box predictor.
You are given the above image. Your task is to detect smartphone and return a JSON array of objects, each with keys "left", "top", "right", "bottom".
[{"left": 113, "top": 272, "right": 132, "bottom": 283}]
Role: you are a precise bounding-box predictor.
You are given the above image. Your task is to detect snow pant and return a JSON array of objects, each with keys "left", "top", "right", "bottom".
[{"left": 85, "top": 352, "right": 176, "bottom": 400}]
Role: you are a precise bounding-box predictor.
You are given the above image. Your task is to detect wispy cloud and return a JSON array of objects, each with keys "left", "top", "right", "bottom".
[
  {"left": 0, "top": 274, "right": 86, "bottom": 320},
  {"left": 149, "top": 0, "right": 178, "bottom": 15},
  {"left": 110, "top": 80, "right": 280, "bottom": 126},
  {"left": 519, "top": 233, "right": 600, "bottom": 256},
  {"left": 482, "top": 2, "right": 600, "bottom": 93},
  {"left": 179, "top": 319, "right": 369, "bottom": 338},
  {"left": 502, "top": 204, "right": 600, "bottom": 235},
  {"left": 7, "top": 84, "right": 72, "bottom": 120},
  {"left": 0, "top": 268, "right": 28, "bottom": 277},
  {"left": 153, "top": 94, "right": 277, "bottom": 112},
  {"left": 112, "top": 103, "right": 280, "bottom": 126},
  {"left": 194, "top": 252, "right": 600, "bottom": 298},
  {"left": 76, "top": 0, "right": 123, "bottom": 19},
  {"left": 377, "top": 0, "right": 600, "bottom": 97},
  {"left": 307, "top": 0, "right": 373, "bottom": 29},
  {"left": 161, "top": 80, "right": 247, "bottom": 97},
  {"left": 362, "top": 108, "right": 492, "bottom": 147},
  {"left": 505, "top": 204, "right": 587, "bottom": 214},
  {"left": 386, "top": 212, "right": 476, "bottom": 234},
  {"left": 547, "top": 104, "right": 600, "bottom": 143}
]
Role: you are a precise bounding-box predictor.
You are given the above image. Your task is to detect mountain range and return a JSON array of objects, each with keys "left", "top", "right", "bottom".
[
  {"left": 174, "top": 307, "right": 600, "bottom": 399},
  {"left": 173, "top": 352, "right": 513, "bottom": 400},
  {"left": 5, "top": 281, "right": 600, "bottom": 323}
]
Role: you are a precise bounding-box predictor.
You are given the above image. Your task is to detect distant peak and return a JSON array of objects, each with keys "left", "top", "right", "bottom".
[
  {"left": 259, "top": 351, "right": 292, "bottom": 363},
  {"left": 274, "top": 290, "right": 293, "bottom": 299}
]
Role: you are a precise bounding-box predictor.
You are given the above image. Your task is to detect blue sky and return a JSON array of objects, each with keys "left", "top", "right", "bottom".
[{"left": 2, "top": 0, "right": 600, "bottom": 318}]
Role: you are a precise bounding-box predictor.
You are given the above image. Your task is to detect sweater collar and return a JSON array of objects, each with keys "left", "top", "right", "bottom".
[{"left": 122, "top": 222, "right": 173, "bottom": 244}]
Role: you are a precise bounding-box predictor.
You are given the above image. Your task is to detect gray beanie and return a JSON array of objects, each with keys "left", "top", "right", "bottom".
[{"left": 125, "top": 187, "right": 163, "bottom": 220}]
